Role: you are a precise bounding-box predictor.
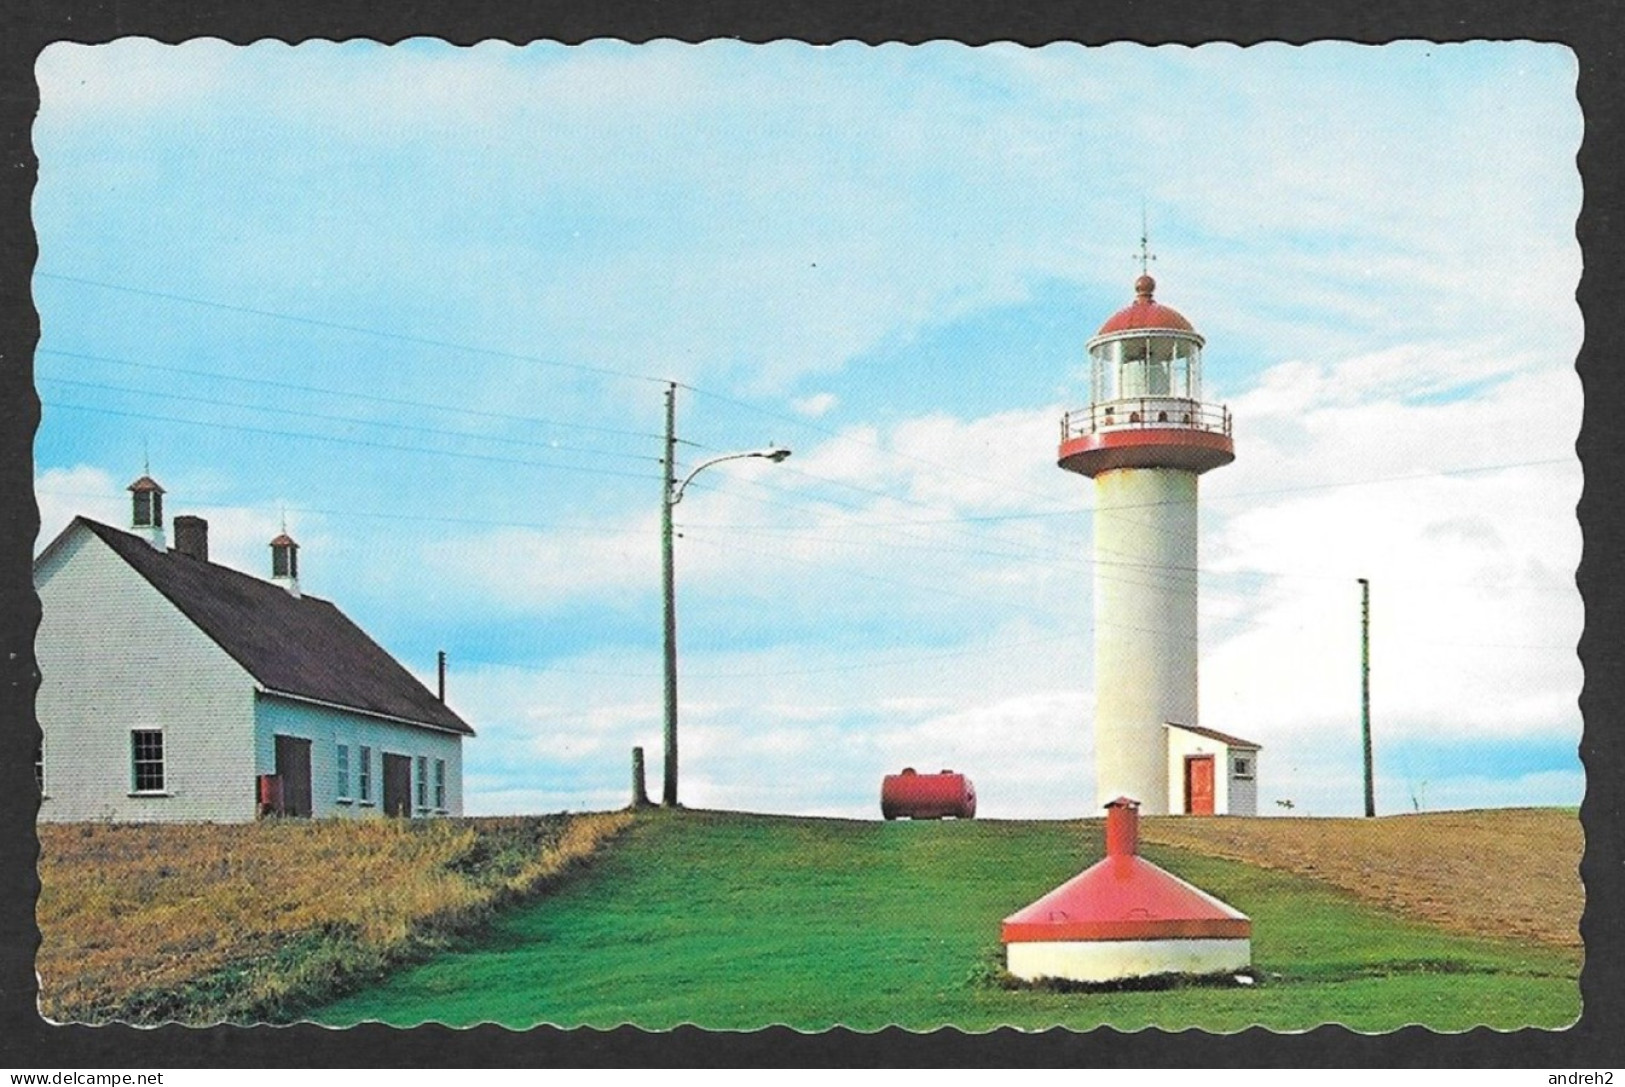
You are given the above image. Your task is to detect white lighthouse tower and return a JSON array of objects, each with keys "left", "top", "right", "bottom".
[{"left": 1059, "top": 268, "right": 1234, "bottom": 815}]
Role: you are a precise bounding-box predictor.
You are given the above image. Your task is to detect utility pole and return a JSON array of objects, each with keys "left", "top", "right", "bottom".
[
  {"left": 661, "top": 382, "right": 680, "bottom": 807},
  {"left": 657, "top": 383, "right": 789, "bottom": 810},
  {"left": 1359, "top": 577, "right": 1374, "bottom": 817}
]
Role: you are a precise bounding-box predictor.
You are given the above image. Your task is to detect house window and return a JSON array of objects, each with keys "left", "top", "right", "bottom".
[
  {"left": 34, "top": 740, "right": 44, "bottom": 795},
  {"left": 433, "top": 759, "right": 446, "bottom": 811},
  {"left": 358, "top": 746, "right": 372, "bottom": 803},
  {"left": 336, "top": 744, "right": 351, "bottom": 801},
  {"left": 1233, "top": 756, "right": 1254, "bottom": 780},
  {"left": 416, "top": 755, "right": 428, "bottom": 811},
  {"left": 131, "top": 730, "right": 165, "bottom": 793}
]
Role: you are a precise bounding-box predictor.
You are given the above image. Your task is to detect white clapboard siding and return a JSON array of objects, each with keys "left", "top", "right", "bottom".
[
  {"left": 35, "top": 526, "right": 259, "bottom": 823},
  {"left": 255, "top": 695, "right": 465, "bottom": 818}
]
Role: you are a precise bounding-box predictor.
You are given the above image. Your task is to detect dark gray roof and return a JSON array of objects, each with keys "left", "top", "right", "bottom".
[
  {"left": 1165, "top": 722, "right": 1261, "bottom": 750},
  {"left": 57, "top": 517, "right": 472, "bottom": 736}
]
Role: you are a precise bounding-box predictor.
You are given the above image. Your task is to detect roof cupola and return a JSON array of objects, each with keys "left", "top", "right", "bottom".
[
  {"left": 127, "top": 471, "right": 166, "bottom": 551},
  {"left": 270, "top": 522, "right": 300, "bottom": 597}
]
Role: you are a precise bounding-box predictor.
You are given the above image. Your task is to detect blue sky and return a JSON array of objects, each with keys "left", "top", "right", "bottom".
[{"left": 32, "top": 40, "right": 1582, "bottom": 817}]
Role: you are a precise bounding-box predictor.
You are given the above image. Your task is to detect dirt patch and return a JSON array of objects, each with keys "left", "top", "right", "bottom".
[{"left": 1138, "top": 808, "right": 1582, "bottom": 949}]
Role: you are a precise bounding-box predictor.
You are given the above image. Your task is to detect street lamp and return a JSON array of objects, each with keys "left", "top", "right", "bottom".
[
  {"left": 661, "top": 382, "right": 790, "bottom": 807},
  {"left": 672, "top": 448, "right": 793, "bottom": 505}
]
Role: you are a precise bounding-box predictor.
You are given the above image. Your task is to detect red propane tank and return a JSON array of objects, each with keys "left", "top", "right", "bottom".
[{"left": 880, "top": 768, "right": 977, "bottom": 820}]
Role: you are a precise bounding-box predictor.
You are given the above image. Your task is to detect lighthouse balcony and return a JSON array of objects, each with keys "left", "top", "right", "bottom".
[
  {"left": 1063, "top": 398, "right": 1231, "bottom": 441},
  {"left": 1058, "top": 398, "right": 1235, "bottom": 478}
]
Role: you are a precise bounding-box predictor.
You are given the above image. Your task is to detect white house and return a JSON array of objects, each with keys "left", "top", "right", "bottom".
[
  {"left": 34, "top": 473, "right": 473, "bottom": 823},
  {"left": 1164, "top": 722, "right": 1260, "bottom": 816}
]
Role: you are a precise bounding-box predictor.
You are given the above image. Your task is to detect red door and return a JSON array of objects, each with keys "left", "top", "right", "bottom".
[{"left": 1185, "top": 755, "right": 1215, "bottom": 816}]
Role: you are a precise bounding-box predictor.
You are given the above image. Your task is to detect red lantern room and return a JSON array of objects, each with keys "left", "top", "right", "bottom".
[{"left": 1058, "top": 275, "right": 1235, "bottom": 478}]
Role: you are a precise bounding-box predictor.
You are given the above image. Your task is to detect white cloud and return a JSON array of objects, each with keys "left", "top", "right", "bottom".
[
  {"left": 35, "top": 465, "right": 123, "bottom": 549},
  {"left": 419, "top": 517, "right": 658, "bottom": 613},
  {"left": 1200, "top": 334, "right": 1580, "bottom": 770},
  {"left": 792, "top": 393, "right": 838, "bottom": 418}
]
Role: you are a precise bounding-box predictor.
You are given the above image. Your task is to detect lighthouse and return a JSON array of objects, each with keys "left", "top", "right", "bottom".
[{"left": 1059, "top": 269, "right": 1234, "bottom": 815}]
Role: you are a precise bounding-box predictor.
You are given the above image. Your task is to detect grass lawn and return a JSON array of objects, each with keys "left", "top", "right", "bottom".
[{"left": 310, "top": 809, "right": 1579, "bottom": 1031}]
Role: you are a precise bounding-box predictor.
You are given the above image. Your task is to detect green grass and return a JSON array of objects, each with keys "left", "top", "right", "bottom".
[{"left": 310, "top": 809, "right": 1580, "bottom": 1032}]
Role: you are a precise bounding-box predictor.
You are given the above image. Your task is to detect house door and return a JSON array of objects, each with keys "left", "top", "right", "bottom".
[
  {"left": 1184, "top": 755, "right": 1216, "bottom": 816},
  {"left": 382, "top": 753, "right": 412, "bottom": 817},
  {"left": 274, "top": 735, "right": 313, "bottom": 818}
]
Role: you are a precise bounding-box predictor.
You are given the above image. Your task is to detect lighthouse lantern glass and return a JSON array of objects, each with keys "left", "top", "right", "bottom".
[{"left": 1091, "top": 334, "right": 1202, "bottom": 404}]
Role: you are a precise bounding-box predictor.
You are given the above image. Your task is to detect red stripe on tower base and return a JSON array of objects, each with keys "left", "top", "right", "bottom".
[{"left": 1001, "top": 916, "right": 1252, "bottom": 943}]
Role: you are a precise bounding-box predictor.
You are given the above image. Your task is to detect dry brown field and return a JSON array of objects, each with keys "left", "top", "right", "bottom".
[
  {"left": 1139, "top": 807, "right": 1582, "bottom": 949},
  {"left": 34, "top": 811, "right": 631, "bottom": 1023}
]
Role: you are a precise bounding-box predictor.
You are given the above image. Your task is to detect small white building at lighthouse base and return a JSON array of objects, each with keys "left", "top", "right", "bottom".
[{"left": 1165, "top": 722, "right": 1262, "bottom": 816}]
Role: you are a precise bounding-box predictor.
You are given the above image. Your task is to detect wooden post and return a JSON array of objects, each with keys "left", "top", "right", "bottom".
[
  {"left": 1360, "top": 577, "right": 1374, "bottom": 818},
  {"left": 631, "top": 746, "right": 651, "bottom": 808}
]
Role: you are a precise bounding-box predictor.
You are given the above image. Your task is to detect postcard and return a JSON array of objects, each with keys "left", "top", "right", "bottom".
[{"left": 19, "top": 34, "right": 1590, "bottom": 1056}]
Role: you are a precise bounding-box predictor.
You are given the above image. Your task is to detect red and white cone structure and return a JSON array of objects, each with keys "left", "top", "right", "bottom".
[{"left": 1001, "top": 797, "right": 1251, "bottom": 983}]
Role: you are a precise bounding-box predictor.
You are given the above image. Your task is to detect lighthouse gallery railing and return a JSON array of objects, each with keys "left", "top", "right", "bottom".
[{"left": 1061, "top": 399, "right": 1232, "bottom": 443}]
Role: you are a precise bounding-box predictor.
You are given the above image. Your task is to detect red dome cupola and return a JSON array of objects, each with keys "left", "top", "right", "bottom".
[{"left": 1096, "top": 274, "right": 1197, "bottom": 336}]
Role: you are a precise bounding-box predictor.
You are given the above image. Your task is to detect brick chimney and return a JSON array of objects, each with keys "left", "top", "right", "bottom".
[{"left": 172, "top": 516, "right": 209, "bottom": 562}]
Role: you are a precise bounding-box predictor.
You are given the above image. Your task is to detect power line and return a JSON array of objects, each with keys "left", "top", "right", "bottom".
[
  {"left": 41, "top": 401, "right": 664, "bottom": 483},
  {"left": 678, "top": 489, "right": 1577, "bottom": 597},
  {"left": 41, "top": 271, "right": 1084, "bottom": 506},
  {"left": 683, "top": 382, "right": 1068, "bottom": 506},
  {"left": 679, "top": 529, "right": 1261, "bottom": 642},
  {"left": 39, "top": 346, "right": 670, "bottom": 444},
  {"left": 35, "top": 275, "right": 1579, "bottom": 602},
  {"left": 39, "top": 471, "right": 1573, "bottom": 652},
  {"left": 39, "top": 375, "right": 660, "bottom": 465},
  {"left": 36, "top": 272, "right": 668, "bottom": 387},
  {"left": 694, "top": 455, "right": 1575, "bottom": 530},
  {"left": 39, "top": 273, "right": 1574, "bottom": 542},
  {"left": 34, "top": 487, "right": 651, "bottom": 538},
  {"left": 512, "top": 630, "right": 1092, "bottom": 680}
]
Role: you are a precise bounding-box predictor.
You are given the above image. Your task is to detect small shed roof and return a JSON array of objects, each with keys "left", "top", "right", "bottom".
[
  {"left": 1165, "top": 722, "right": 1262, "bottom": 750},
  {"left": 45, "top": 517, "right": 472, "bottom": 736}
]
